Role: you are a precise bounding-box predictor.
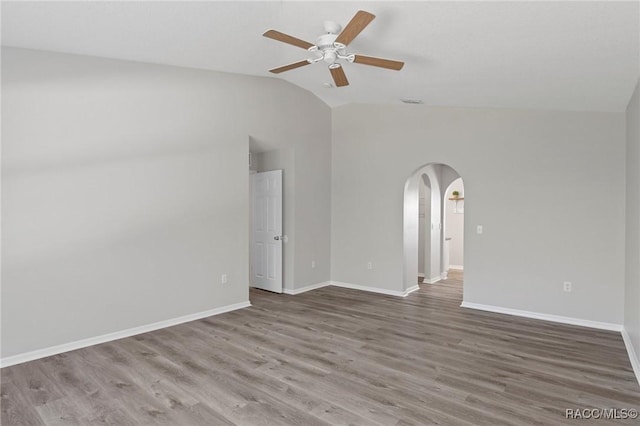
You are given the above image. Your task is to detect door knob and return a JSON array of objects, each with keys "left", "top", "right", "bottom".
[{"left": 274, "top": 236, "right": 281, "bottom": 240}]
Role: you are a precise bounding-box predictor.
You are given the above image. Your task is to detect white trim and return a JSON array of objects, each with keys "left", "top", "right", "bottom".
[
  {"left": 283, "top": 281, "right": 331, "bottom": 295},
  {"left": 440, "top": 272, "right": 448, "bottom": 280},
  {"left": 330, "top": 281, "right": 409, "bottom": 297},
  {"left": 417, "top": 273, "right": 425, "bottom": 278},
  {"left": 404, "top": 285, "right": 420, "bottom": 296},
  {"left": 622, "top": 327, "right": 640, "bottom": 386},
  {"left": 460, "top": 301, "right": 622, "bottom": 332},
  {"left": 425, "top": 276, "right": 441, "bottom": 284},
  {"left": 285, "top": 281, "right": 419, "bottom": 298},
  {"left": 448, "top": 265, "right": 464, "bottom": 270},
  {"left": 0, "top": 301, "right": 251, "bottom": 368}
]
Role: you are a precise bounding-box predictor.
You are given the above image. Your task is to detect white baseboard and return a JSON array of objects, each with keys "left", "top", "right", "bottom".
[
  {"left": 460, "top": 301, "right": 622, "bottom": 332},
  {"left": 425, "top": 276, "right": 441, "bottom": 284},
  {"left": 0, "top": 300, "right": 251, "bottom": 369},
  {"left": 404, "top": 285, "right": 420, "bottom": 296},
  {"left": 283, "top": 281, "right": 331, "bottom": 295},
  {"left": 284, "top": 281, "right": 418, "bottom": 298},
  {"left": 330, "top": 281, "right": 412, "bottom": 297},
  {"left": 622, "top": 328, "right": 640, "bottom": 386},
  {"left": 449, "top": 265, "right": 464, "bottom": 270}
]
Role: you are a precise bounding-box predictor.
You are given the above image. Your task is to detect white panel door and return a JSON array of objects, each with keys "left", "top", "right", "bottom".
[{"left": 251, "top": 170, "right": 283, "bottom": 293}]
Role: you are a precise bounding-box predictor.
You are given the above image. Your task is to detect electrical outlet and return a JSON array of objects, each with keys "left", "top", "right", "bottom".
[
  {"left": 477, "top": 225, "right": 483, "bottom": 234},
  {"left": 367, "top": 262, "right": 373, "bottom": 270},
  {"left": 563, "top": 281, "right": 572, "bottom": 292},
  {"left": 221, "top": 274, "right": 228, "bottom": 284},
  {"left": 311, "top": 260, "right": 316, "bottom": 269}
]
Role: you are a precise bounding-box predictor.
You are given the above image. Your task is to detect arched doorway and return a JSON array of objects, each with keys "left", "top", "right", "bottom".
[{"left": 403, "top": 163, "right": 464, "bottom": 292}]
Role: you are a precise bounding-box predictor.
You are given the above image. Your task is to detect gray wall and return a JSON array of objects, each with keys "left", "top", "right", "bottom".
[
  {"left": 625, "top": 79, "right": 640, "bottom": 358},
  {"left": 293, "top": 126, "right": 332, "bottom": 289},
  {"left": 2, "top": 46, "right": 634, "bottom": 361},
  {"left": 332, "top": 104, "right": 626, "bottom": 324},
  {"left": 1, "top": 47, "right": 331, "bottom": 357},
  {"left": 257, "top": 123, "right": 332, "bottom": 292}
]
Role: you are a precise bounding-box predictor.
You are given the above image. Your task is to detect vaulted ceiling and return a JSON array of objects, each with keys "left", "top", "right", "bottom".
[{"left": 2, "top": 1, "right": 639, "bottom": 111}]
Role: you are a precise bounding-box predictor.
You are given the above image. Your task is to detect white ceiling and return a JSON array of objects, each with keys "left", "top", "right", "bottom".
[{"left": 2, "top": 1, "right": 639, "bottom": 111}]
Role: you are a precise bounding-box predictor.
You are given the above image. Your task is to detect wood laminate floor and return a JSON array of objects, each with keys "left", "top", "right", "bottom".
[{"left": 2, "top": 272, "right": 639, "bottom": 425}]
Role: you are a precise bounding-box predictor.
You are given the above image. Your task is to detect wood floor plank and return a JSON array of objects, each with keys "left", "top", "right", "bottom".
[
  {"left": 1, "top": 380, "right": 47, "bottom": 426},
  {"left": 2, "top": 272, "right": 639, "bottom": 425}
]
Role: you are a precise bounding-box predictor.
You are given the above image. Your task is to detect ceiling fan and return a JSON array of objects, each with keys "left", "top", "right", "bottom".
[{"left": 263, "top": 10, "right": 404, "bottom": 87}]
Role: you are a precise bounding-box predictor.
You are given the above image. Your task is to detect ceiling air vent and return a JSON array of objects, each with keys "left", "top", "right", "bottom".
[{"left": 401, "top": 98, "right": 424, "bottom": 104}]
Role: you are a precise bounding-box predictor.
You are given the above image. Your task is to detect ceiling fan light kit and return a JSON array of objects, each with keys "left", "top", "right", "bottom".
[{"left": 263, "top": 10, "right": 404, "bottom": 88}]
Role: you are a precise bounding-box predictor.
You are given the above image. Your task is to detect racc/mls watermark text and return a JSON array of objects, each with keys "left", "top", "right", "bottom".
[{"left": 565, "top": 408, "right": 638, "bottom": 420}]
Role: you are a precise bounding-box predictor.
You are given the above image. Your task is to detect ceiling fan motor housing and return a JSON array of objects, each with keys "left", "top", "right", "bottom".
[
  {"left": 314, "top": 33, "right": 347, "bottom": 64},
  {"left": 316, "top": 33, "right": 338, "bottom": 50},
  {"left": 323, "top": 20, "right": 342, "bottom": 35}
]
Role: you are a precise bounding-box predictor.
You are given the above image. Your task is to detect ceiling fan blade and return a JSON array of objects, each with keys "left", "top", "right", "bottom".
[
  {"left": 269, "top": 60, "right": 311, "bottom": 74},
  {"left": 335, "top": 10, "right": 376, "bottom": 46},
  {"left": 353, "top": 55, "right": 404, "bottom": 71},
  {"left": 263, "top": 29, "right": 315, "bottom": 50},
  {"left": 329, "top": 65, "right": 349, "bottom": 87}
]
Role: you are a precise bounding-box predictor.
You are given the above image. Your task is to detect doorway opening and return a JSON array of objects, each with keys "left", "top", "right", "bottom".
[
  {"left": 403, "top": 163, "right": 464, "bottom": 293},
  {"left": 249, "top": 144, "right": 285, "bottom": 294}
]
